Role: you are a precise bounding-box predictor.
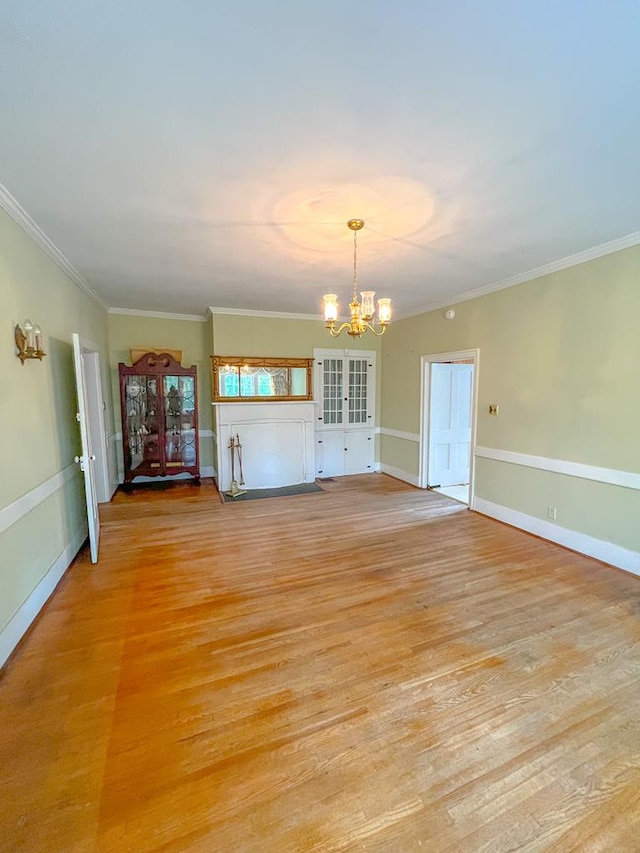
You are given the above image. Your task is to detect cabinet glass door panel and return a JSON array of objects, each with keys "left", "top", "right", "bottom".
[
  {"left": 348, "top": 358, "right": 368, "bottom": 425},
  {"left": 143, "top": 376, "right": 160, "bottom": 468},
  {"left": 322, "top": 358, "right": 344, "bottom": 426},
  {"left": 164, "top": 375, "right": 197, "bottom": 467},
  {"left": 123, "top": 374, "right": 161, "bottom": 470}
]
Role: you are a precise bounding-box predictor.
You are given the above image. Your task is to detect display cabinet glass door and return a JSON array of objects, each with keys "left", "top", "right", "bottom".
[
  {"left": 124, "top": 375, "right": 161, "bottom": 471},
  {"left": 163, "top": 375, "right": 197, "bottom": 468}
]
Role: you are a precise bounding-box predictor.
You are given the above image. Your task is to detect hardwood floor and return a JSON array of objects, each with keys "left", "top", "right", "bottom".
[{"left": 1, "top": 474, "right": 639, "bottom": 852}]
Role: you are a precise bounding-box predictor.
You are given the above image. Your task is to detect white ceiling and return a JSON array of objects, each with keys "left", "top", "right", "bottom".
[{"left": 1, "top": 1, "right": 639, "bottom": 318}]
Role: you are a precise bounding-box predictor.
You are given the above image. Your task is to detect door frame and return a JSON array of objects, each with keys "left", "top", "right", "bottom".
[{"left": 418, "top": 348, "right": 480, "bottom": 505}]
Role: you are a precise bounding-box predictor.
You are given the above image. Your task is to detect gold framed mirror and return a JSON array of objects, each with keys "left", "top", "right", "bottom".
[{"left": 211, "top": 356, "right": 313, "bottom": 402}]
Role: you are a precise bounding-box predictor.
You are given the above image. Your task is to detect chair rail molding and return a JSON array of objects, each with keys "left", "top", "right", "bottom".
[
  {"left": 379, "top": 427, "right": 420, "bottom": 443},
  {"left": 475, "top": 446, "right": 640, "bottom": 490},
  {"left": 0, "top": 464, "right": 79, "bottom": 535}
]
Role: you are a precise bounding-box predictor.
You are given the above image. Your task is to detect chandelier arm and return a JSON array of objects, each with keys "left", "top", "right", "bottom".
[
  {"left": 326, "top": 322, "right": 353, "bottom": 337},
  {"left": 363, "top": 322, "right": 387, "bottom": 337}
]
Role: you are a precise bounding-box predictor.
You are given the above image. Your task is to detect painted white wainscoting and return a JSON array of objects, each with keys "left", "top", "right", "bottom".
[{"left": 213, "top": 402, "right": 317, "bottom": 491}]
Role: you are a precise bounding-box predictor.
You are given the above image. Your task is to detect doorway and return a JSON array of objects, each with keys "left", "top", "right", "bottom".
[{"left": 419, "top": 349, "right": 479, "bottom": 507}]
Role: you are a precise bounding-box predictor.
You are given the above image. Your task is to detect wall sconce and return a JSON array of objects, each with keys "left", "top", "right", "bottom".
[{"left": 14, "top": 319, "right": 46, "bottom": 365}]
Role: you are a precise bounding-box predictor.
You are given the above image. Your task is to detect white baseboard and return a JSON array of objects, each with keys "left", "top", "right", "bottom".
[
  {"left": 474, "top": 497, "right": 640, "bottom": 577},
  {"left": 0, "top": 527, "right": 87, "bottom": 669},
  {"left": 380, "top": 464, "right": 420, "bottom": 487}
]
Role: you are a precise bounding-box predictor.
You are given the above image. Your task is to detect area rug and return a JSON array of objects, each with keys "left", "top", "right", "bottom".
[{"left": 222, "top": 482, "right": 324, "bottom": 503}]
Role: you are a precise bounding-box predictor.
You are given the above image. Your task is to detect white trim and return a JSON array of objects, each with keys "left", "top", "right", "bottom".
[
  {"left": 380, "top": 464, "right": 419, "bottom": 487},
  {"left": 0, "top": 464, "right": 78, "bottom": 535},
  {"left": 401, "top": 231, "right": 640, "bottom": 320},
  {"left": 314, "top": 347, "right": 377, "bottom": 359},
  {"left": 0, "top": 527, "right": 87, "bottom": 669},
  {"left": 379, "top": 427, "right": 420, "bottom": 443},
  {"left": 107, "top": 480, "right": 119, "bottom": 502},
  {"left": 210, "top": 305, "right": 319, "bottom": 321},
  {"left": 0, "top": 182, "right": 107, "bottom": 310},
  {"left": 108, "top": 307, "right": 207, "bottom": 322},
  {"left": 475, "top": 446, "right": 640, "bottom": 491},
  {"left": 474, "top": 497, "right": 640, "bottom": 577}
]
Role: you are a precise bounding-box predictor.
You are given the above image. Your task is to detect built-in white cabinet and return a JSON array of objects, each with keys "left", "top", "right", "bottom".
[{"left": 314, "top": 349, "right": 376, "bottom": 477}]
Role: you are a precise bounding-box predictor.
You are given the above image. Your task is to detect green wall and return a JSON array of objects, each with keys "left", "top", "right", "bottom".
[
  {"left": 380, "top": 244, "right": 640, "bottom": 554},
  {"left": 0, "top": 206, "right": 114, "bottom": 657},
  {"left": 107, "top": 313, "right": 214, "bottom": 476},
  {"left": 211, "top": 313, "right": 383, "bottom": 358}
]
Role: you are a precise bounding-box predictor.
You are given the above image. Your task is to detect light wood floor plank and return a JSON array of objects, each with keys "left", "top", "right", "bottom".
[{"left": 1, "top": 474, "right": 639, "bottom": 852}]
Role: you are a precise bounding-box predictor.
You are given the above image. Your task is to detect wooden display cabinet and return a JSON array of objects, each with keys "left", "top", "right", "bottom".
[{"left": 119, "top": 352, "right": 200, "bottom": 485}]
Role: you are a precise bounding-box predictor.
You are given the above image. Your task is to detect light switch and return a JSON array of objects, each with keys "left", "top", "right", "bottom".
[{"left": 489, "top": 404, "right": 499, "bottom": 416}]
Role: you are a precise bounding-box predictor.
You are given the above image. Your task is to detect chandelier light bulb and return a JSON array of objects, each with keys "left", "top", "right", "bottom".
[
  {"left": 360, "top": 291, "right": 375, "bottom": 320},
  {"left": 323, "top": 294, "right": 338, "bottom": 323},
  {"left": 377, "top": 298, "right": 392, "bottom": 324}
]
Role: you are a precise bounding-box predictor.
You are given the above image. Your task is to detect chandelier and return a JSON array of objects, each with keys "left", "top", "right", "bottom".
[{"left": 323, "top": 219, "right": 392, "bottom": 337}]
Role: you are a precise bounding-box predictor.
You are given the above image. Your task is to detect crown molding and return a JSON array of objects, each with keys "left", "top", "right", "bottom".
[
  {"left": 0, "top": 182, "right": 108, "bottom": 311},
  {"left": 209, "top": 306, "right": 320, "bottom": 321},
  {"left": 399, "top": 230, "right": 640, "bottom": 320},
  {"left": 108, "top": 307, "right": 208, "bottom": 322}
]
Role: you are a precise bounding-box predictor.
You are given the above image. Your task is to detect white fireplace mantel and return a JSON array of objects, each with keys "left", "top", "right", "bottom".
[{"left": 212, "top": 401, "right": 317, "bottom": 491}]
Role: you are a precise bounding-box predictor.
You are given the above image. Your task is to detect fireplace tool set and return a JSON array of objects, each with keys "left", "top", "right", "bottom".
[{"left": 226, "top": 434, "right": 247, "bottom": 497}]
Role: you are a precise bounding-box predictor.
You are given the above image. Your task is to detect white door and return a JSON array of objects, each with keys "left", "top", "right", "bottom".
[
  {"left": 72, "top": 334, "right": 100, "bottom": 563},
  {"left": 428, "top": 363, "right": 473, "bottom": 488}
]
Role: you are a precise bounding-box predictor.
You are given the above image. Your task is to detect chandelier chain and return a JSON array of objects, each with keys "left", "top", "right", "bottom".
[{"left": 352, "top": 229, "right": 359, "bottom": 300}]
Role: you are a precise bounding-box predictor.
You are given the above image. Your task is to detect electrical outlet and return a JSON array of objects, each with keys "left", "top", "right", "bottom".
[
  {"left": 488, "top": 404, "right": 499, "bottom": 416},
  {"left": 547, "top": 506, "right": 557, "bottom": 520}
]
